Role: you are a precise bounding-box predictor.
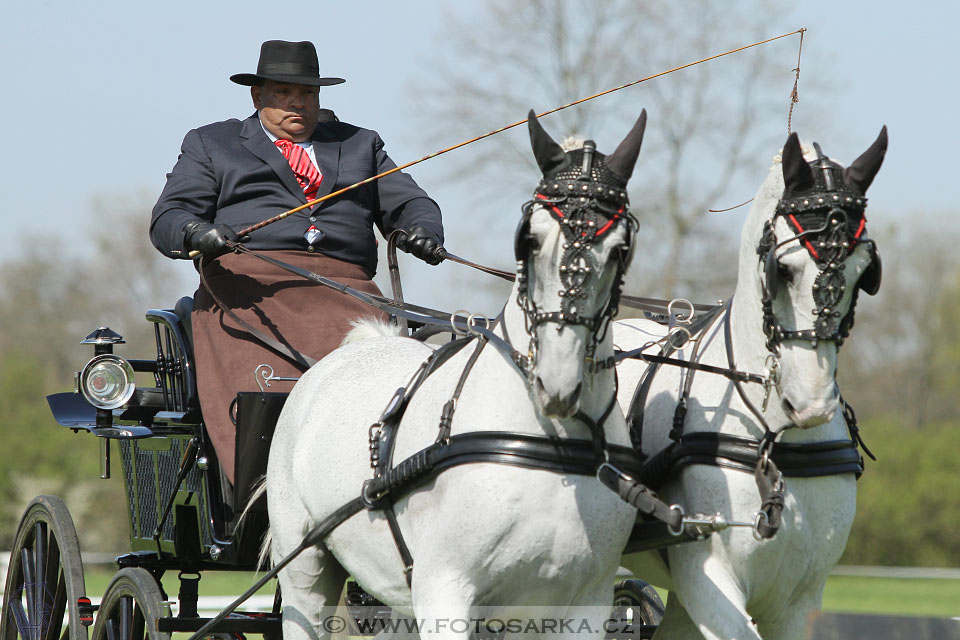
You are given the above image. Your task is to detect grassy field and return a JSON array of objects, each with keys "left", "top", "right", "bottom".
[{"left": 80, "top": 567, "right": 960, "bottom": 619}]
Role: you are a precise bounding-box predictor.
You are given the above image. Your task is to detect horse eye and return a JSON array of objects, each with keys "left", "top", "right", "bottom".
[{"left": 777, "top": 262, "right": 794, "bottom": 284}]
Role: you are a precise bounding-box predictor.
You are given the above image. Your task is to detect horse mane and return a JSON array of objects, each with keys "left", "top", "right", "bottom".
[
  {"left": 561, "top": 136, "right": 585, "bottom": 151},
  {"left": 341, "top": 317, "right": 403, "bottom": 345}
]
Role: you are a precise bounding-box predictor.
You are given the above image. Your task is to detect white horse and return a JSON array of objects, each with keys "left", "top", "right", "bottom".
[
  {"left": 266, "top": 110, "right": 648, "bottom": 640},
  {"left": 614, "top": 128, "right": 887, "bottom": 640}
]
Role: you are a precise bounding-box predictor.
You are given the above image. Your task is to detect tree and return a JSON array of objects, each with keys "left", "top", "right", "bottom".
[
  {"left": 409, "top": 0, "right": 808, "bottom": 303},
  {"left": 838, "top": 220, "right": 960, "bottom": 427},
  {"left": 0, "top": 195, "right": 193, "bottom": 551}
]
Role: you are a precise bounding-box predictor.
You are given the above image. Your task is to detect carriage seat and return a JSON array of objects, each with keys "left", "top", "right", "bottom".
[{"left": 174, "top": 296, "right": 194, "bottom": 353}]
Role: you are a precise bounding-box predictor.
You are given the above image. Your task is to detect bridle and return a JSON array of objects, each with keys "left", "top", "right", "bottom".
[
  {"left": 513, "top": 140, "right": 637, "bottom": 374},
  {"left": 757, "top": 143, "right": 882, "bottom": 355}
]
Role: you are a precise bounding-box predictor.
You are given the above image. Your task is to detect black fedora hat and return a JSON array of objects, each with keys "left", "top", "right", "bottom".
[{"left": 230, "top": 40, "right": 345, "bottom": 87}]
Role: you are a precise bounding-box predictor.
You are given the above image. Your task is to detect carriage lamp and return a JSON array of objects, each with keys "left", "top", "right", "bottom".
[
  {"left": 79, "top": 354, "right": 136, "bottom": 410},
  {"left": 80, "top": 327, "right": 131, "bottom": 479}
]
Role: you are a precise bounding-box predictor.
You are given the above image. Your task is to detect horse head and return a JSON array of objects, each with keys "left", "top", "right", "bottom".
[
  {"left": 515, "top": 109, "right": 646, "bottom": 417},
  {"left": 746, "top": 127, "right": 886, "bottom": 428}
]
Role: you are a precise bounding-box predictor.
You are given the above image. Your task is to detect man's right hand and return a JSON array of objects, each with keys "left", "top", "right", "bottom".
[{"left": 184, "top": 222, "right": 240, "bottom": 258}]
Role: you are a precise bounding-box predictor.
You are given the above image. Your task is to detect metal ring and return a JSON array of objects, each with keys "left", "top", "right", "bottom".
[
  {"left": 667, "top": 326, "right": 692, "bottom": 349},
  {"left": 668, "top": 504, "right": 686, "bottom": 537},
  {"left": 450, "top": 310, "right": 472, "bottom": 336},
  {"left": 667, "top": 298, "right": 695, "bottom": 325},
  {"left": 360, "top": 480, "right": 386, "bottom": 510},
  {"left": 753, "top": 511, "right": 769, "bottom": 541},
  {"left": 466, "top": 313, "right": 490, "bottom": 336}
]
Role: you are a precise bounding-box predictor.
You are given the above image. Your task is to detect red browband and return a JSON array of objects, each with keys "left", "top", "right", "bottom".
[
  {"left": 786, "top": 212, "right": 865, "bottom": 260},
  {"left": 536, "top": 193, "right": 623, "bottom": 237}
]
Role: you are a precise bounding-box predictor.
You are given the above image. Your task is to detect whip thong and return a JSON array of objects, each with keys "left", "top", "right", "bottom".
[{"left": 188, "top": 29, "right": 805, "bottom": 258}]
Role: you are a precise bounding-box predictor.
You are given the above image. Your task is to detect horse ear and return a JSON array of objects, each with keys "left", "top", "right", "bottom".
[
  {"left": 782, "top": 132, "right": 815, "bottom": 193},
  {"left": 844, "top": 125, "right": 888, "bottom": 194},
  {"left": 605, "top": 109, "right": 647, "bottom": 182},
  {"left": 527, "top": 110, "right": 568, "bottom": 176}
]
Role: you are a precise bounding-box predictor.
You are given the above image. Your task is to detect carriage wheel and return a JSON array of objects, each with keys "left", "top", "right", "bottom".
[
  {"left": 0, "top": 495, "right": 88, "bottom": 640},
  {"left": 90, "top": 569, "right": 170, "bottom": 640},
  {"left": 611, "top": 578, "right": 664, "bottom": 629}
]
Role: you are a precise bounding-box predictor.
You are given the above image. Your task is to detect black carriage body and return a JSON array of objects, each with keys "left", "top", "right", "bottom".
[{"left": 46, "top": 302, "right": 284, "bottom": 571}]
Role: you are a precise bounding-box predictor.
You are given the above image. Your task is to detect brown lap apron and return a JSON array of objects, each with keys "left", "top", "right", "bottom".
[{"left": 192, "top": 250, "right": 388, "bottom": 484}]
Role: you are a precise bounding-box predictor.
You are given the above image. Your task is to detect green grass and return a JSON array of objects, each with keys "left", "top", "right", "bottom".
[
  {"left": 83, "top": 566, "right": 277, "bottom": 601},
  {"left": 821, "top": 575, "right": 960, "bottom": 618},
  {"left": 80, "top": 567, "right": 960, "bottom": 619}
]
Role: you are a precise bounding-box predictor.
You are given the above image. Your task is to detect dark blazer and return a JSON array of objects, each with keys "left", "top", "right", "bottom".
[{"left": 150, "top": 113, "right": 443, "bottom": 275}]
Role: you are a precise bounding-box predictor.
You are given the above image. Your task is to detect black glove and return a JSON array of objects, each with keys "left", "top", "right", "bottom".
[
  {"left": 184, "top": 222, "right": 240, "bottom": 258},
  {"left": 398, "top": 225, "right": 444, "bottom": 265}
]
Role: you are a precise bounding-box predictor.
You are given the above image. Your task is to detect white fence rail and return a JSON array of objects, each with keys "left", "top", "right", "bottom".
[{"left": 4, "top": 551, "right": 960, "bottom": 589}]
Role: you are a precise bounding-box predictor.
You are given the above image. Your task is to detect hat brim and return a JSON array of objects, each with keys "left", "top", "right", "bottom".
[{"left": 230, "top": 72, "right": 345, "bottom": 87}]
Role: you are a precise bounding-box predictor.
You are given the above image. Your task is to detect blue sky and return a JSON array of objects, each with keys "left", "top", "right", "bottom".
[{"left": 0, "top": 1, "right": 953, "bottom": 306}]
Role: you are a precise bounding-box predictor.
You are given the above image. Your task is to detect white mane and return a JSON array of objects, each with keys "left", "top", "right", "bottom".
[
  {"left": 561, "top": 135, "right": 585, "bottom": 151},
  {"left": 340, "top": 317, "right": 402, "bottom": 345}
]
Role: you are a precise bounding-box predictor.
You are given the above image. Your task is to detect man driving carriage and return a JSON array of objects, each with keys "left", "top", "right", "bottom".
[{"left": 149, "top": 40, "right": 445, "bottom": 485}]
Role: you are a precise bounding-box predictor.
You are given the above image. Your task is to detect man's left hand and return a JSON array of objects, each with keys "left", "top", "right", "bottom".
[{"left": 399, "top": 226, "right": 444, "bottom": 265}]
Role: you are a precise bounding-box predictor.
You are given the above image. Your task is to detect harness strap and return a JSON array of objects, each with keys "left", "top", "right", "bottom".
[
  {"left": 383, "top": 337, "right": 489, "bottom": 587},
  {"left": 722, "top": 305, "right": 786, "bottom": 538},
  {"left": 623, "top": 302, "right": 730, "bottom": 451},
  {"left": 754, "top": 437, "right": 785, "bottom": 539},
  {"left": 658, "top": 432, "right": 864, "bottom": 480},
  {"left": 437, "top": 338, "right": 488, "bottom": 443},
  {"left": 723, "top": 301, "right": 775, "bottom": 434},
  {"left": 365, "top": 432, "right": 645, "bottom": 501}
]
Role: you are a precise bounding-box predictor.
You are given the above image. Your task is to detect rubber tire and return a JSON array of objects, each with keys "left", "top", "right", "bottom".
[
  {"left": 91, "top": 569, "right": 170, "bottom": 640},
  {"left": 612, "top": 578, "right": 664, "bottom": 626},
  {"left": 0, "top": 495, "right": 88, "bottom": 640}
]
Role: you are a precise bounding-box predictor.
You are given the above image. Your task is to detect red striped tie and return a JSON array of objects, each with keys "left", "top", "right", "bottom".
[{"left": 274, "top": 139, "right": 323, "bottom": 201}]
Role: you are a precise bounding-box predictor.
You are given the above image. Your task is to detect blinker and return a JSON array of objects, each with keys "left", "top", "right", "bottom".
[
  {"left": 858, "top": 241, "right": 882, "bottom": 295},
  {"left": 764, "top": 249, "right": 780, "bottom": 298}
]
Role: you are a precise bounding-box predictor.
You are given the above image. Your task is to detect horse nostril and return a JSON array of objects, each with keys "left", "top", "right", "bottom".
[
  {"left": 534, "top": 377, "right": 546, "bottom": 398},
  {"left": 782, "top": 397, "right": 795, "bottom": 416},
  {"left": 570, "top": 382, "right": 582, "bottom": 406}
]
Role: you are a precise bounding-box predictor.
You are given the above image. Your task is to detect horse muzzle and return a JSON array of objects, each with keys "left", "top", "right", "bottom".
[
  {"left": 780, "top": 389, "right": 840, "bottom": 429},
  {"left": 533, "top": 376, "right": 582, "bottom": 418}
]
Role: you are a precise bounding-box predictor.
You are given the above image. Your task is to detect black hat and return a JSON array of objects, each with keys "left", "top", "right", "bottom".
[{"left": 230, "top": 40, "right": 345, "bottom": 87}]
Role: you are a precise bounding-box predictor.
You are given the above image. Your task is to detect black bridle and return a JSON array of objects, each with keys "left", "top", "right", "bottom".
[
  {"left": 757, "top": 145, "right": 882, "bottom": 354},
  {"left": 513, "top": 140, "right": 637, "bottom": 372}
]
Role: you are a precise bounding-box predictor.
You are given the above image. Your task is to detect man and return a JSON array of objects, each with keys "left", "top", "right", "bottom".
[{"left": 150, "top": 40, "right": 444, "bottom": 485}]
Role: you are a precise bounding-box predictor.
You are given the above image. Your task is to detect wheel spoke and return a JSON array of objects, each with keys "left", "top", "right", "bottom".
[
  {"left": 119, "top": 598, "right": 131, "bottom": 640},
  {"left": 33, "top": 522, "right": 49, "bottom": 640},
  {"left": 43, "top": 532, "right": 62, "bottom": 601},
  {"left": 42, "top": 572, "right": 67, "bottom": 640},
  {"left": 20, "top": 547, "right": 37, "bottom": 639},
  {"left": 104, "top": 620, "right": 117, "bottom": 640},
  {"left": 8, "top": 601, "right": 30, "bottom": 640}
]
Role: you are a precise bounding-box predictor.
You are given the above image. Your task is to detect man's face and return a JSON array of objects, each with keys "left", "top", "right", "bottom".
[{"left": 252, "top": 80, "right": 320, "bottom": 142}]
